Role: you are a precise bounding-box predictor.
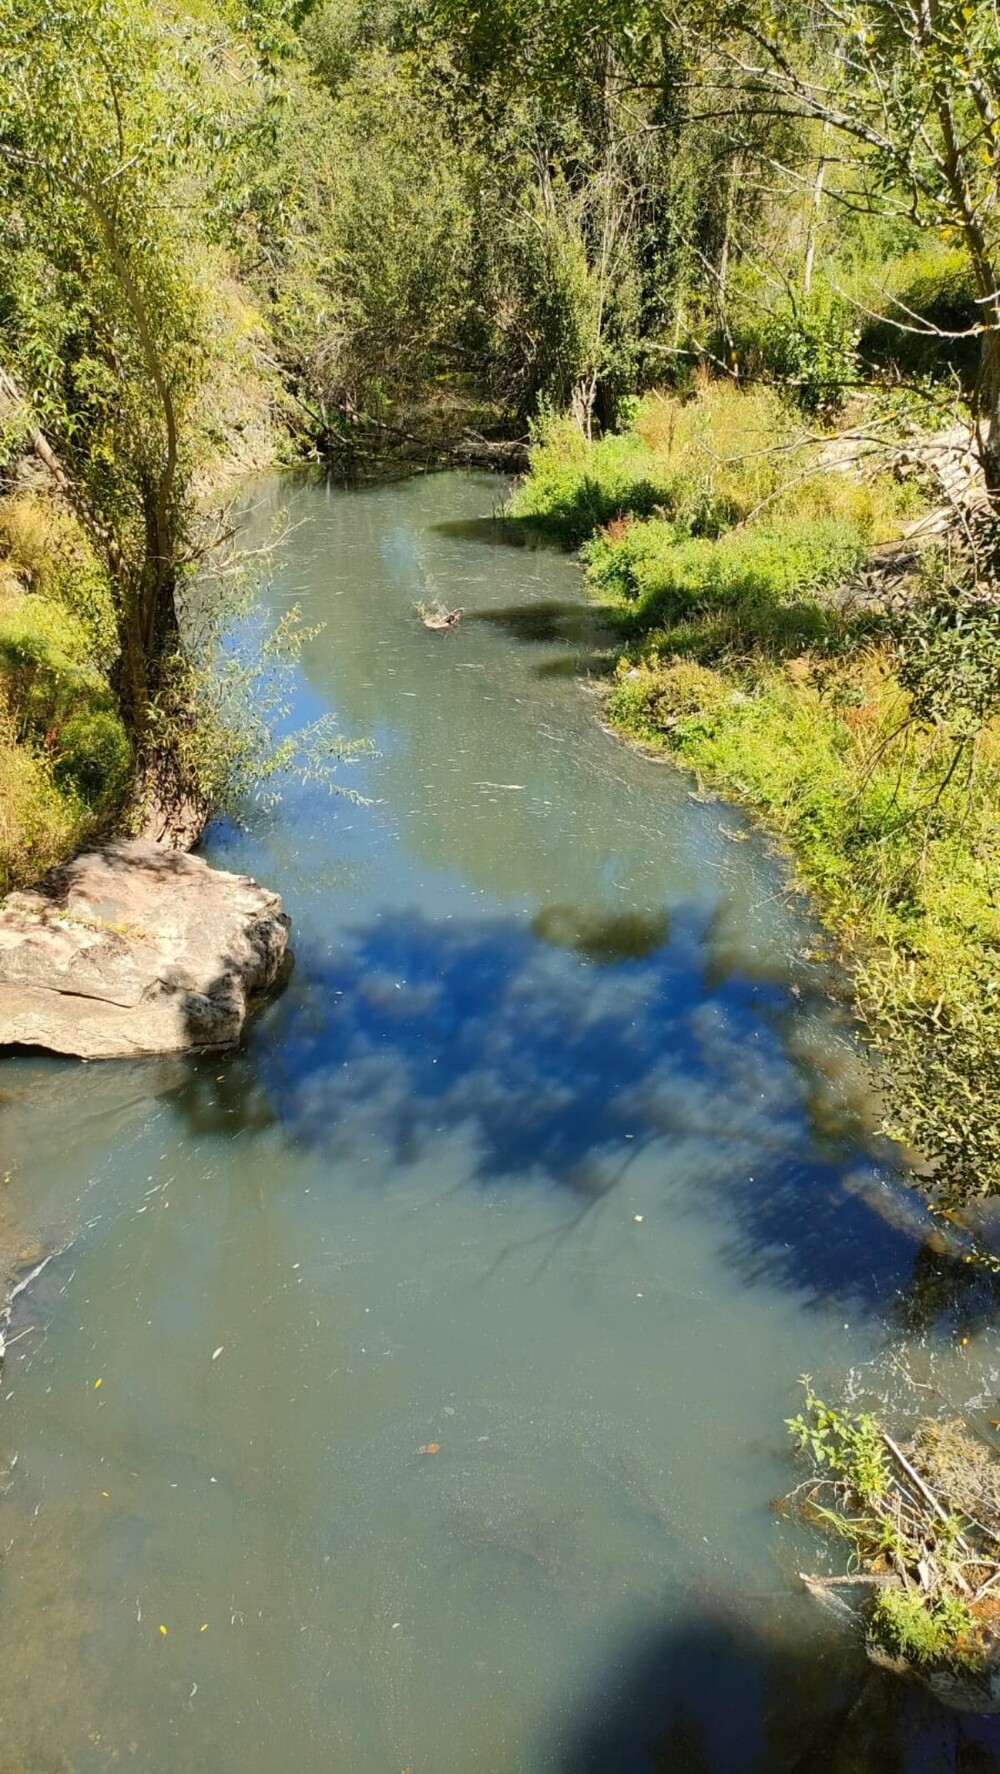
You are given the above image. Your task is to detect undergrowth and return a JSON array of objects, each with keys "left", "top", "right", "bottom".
[{"left": 509, "top": 383, "right": 915, "bottom": 548}]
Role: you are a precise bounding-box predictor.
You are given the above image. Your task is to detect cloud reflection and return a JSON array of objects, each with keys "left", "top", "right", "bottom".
[{"left": 161, "top": 904, "right": 980, "bottom": 1319}]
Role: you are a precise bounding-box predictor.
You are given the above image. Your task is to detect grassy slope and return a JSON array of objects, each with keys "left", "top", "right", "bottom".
[{"left": 510, "top": 385, "right": 1000, "bottom": 1201}]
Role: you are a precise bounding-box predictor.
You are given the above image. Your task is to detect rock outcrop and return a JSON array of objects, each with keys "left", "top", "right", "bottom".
[{"left": 0, "top": 841, "right": 290, "bottom": 1059}]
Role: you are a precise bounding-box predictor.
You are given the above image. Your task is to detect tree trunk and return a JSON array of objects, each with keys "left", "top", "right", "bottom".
[
  {"left": 113, "top": 605, "right": 151, "bottom": 743},
  {"left": 803, "top": 157, "right": 827, "bottom": 297},
  {"left": 571, "top": 374, "right": 598, "bottom": 439},
  {"left": 113, "top": 554, "right": 180, "bottom": 747},
  {"left": 977, "top": 326, "right": 1000, "bottom": 497}
]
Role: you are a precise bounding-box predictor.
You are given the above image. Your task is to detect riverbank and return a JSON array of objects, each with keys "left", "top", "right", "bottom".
[{"left": 510, "top": 385, "right": 1000, "bottom": 1207}]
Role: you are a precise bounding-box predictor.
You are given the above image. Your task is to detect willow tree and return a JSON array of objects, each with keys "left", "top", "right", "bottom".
[
  {"left": 0, "top": 0, "right": 211, "bottom": 785},
  {"left": 705, "top": 0, "right": 1000, "bottom": 487}
]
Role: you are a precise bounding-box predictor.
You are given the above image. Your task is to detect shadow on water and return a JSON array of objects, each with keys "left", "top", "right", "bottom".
[
  {"left": 893, "top": 1236, "right": 1000, "bottom": 1341},
  {"left": 551, "top": 1598, "right": 1000, "bottom": 1773},
  {"left": 534, "top": 651, "right": 614, "bottom": 680},
  {"left": 467, "top": 598, "right": 597, "bottom": 645},
  {"left": 165, "top": 904, "right": 1000, "bottom": 1327},
  {"left": 429, "top": 515, "right": 534, "bottom": 547},
  {"left": 168, "top": 1046, "right": 279, "bottom": 1137},
  {"left": 465, "top": 597, "right": 613, "bottom": 676}
]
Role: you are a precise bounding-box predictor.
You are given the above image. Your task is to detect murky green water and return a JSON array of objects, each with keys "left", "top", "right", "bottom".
[{"left": 2, "top": 472, "right": 1000, "bottom": 1773}]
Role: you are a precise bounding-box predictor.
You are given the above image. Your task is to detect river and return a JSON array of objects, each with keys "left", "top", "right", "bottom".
[{"left": 1, "top": 470, "right": 999, "bottom": 1772}]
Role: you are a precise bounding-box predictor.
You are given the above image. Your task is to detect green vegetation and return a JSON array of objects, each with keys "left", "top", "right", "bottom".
[
  {"left": 787, "top": 1383, "right": 1000, "bottom": 1687},
  {"left": 0, "top": 691, "right": 88, "bottom": 895},
  {"left": 857, "top": 247, "right": 981, "bottom": 391},
  {"left": 512, "top": 385, "right": 914, "bottom": 546},
  {"left": 0, "top": 0, "right": 213, "bottom": 751}
]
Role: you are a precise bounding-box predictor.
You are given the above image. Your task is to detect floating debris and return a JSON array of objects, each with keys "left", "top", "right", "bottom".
[{"left": 786, "top": 1381, "right": 1000, "bottom": 1711}]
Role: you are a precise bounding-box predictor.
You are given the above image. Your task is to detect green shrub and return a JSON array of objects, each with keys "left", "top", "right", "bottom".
[
  {"left": 510, "top": 390, "right": 807, "bottom": 549},
  {"left": 611, "top": 659, "right": 733, "bottom": 747},
  {"left": 586, "top": 516, "right": 869, "bottom": 638},
  {"left": 508, "top": 415, "right": 677, "bottom": 547},
  {"left": 511, "top": 386, "right": 909, "bottom": 555},
  {"left": 726, "top": 284, "right": 860, "bottom": 414},
  {"left": 871, "top": 1584, "right": 976, "bottom": 1668},
  {"left": 52, "top": 709, "right": 132, "bottom": 809},
  {"left": 858, "top": 247, "right": 980, "bottom": 388}
]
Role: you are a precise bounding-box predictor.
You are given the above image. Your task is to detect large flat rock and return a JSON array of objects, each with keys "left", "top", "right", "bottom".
[{"left": 0, "top": 841, "right": 290, "bottom": 1059}]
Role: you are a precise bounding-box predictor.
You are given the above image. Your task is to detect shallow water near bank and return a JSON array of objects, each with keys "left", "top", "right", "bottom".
[{"left": 2, "top": 471, "right": 1000, "bottom": 1772}]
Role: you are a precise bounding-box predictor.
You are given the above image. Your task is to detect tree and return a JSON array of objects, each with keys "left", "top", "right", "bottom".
[
  {"left": 0, "top": 0, "right": 212, "bottom": 779},
  {"left": 407, "top": 0, "right": 684, "bottom": 429},
  {"left": 702, "top": 0, "right": 1000, "bottom": 486}
]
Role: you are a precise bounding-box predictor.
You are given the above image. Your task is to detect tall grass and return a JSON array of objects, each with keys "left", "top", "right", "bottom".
[{"left": 510, "top": 383, "right": 914, "bottom": 548}]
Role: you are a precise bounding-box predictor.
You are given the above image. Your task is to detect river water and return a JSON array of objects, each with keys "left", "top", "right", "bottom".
[{"left": 1, "top": 471, "right": 1000, "bottom": 1772}]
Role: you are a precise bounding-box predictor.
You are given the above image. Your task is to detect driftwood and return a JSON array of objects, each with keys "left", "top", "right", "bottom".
[
  {"left": 450, "top": 432, "right": 530, "bottom": 471},
  {"left": 799, "top": 1571, "right": 901, "bottom": 1590}
]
